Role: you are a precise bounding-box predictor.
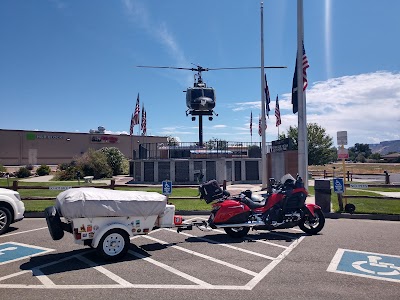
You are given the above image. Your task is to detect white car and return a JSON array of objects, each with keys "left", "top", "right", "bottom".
[{"left": 0, "top": 188, "right": 25, "bottom": 235}]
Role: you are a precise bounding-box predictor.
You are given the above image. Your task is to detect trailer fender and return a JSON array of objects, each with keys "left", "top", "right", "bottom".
[{"left": 92, "top": 223, "right": 131, "bottom": 248}]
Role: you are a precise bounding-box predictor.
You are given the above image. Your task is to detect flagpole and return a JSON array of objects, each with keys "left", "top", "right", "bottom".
[
  {"left": 297, "top": 0, "right": 308, "bottom": 189},
  {"left": 260, "top": 1, "right": 267, "bottom": 190}
]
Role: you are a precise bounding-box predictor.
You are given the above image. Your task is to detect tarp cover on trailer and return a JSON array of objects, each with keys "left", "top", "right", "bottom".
[{"left": 55, "top": 188, "right": 167, "bottom": 219}]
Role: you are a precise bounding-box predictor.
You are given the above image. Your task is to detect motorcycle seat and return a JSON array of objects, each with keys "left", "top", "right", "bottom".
[{"left": 239, "top": 196, "right": 266, "bottom": 209}]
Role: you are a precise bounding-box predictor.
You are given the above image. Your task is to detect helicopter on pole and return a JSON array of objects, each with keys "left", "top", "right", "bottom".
[{"left": 136, "top": 64, "right": 285, "bottom": 145}]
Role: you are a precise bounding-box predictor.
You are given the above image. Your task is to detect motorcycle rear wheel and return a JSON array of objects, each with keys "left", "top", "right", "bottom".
[
  {"left": 298, "top": 209, "right": 325, "bottom": 235},
  {"left": 224, "top": 226, "right": 250, "bottom": 238}
]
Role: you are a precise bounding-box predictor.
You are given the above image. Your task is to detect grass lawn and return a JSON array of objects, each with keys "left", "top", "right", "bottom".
[
  {"left": 330, "top": 189, "right": 400, "bottom": 215},
  {"left": 2, "top": 178, "right": 399, "bottom": 215}
]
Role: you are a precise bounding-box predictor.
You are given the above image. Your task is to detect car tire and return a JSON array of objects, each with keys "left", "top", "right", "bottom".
[
  {"left": 44, "top": 206, "right": 64, "bottom": 240},
  {"left": 0, "top": 206, "right": 12, "bottom": 235}
]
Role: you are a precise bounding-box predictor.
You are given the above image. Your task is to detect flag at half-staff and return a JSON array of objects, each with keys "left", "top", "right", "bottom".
[
  {"left": 291, "top": 41, "right": 309, "bottom": 114},
  {"left": 250, "top": 111, "right": 253, "bottom": 137}
]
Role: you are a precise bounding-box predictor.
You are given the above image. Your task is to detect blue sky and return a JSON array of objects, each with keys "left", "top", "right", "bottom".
[{"left": 1, "top": 0, "right": 399, "bottom": 147}]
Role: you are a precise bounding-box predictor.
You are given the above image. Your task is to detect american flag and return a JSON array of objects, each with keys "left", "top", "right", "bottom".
[
  {"left": 258, "top": 115, "right": 262, "bottom": 136},
  {"left": 250, "top": 111, "right": 253, "bottom": 136},
  {"left": 132, "top": 94, "right": 140, "bottom": 126},
  {"left": 301, "top": 41, "right": 310, "bottom": 90},
  {"left": 275, "top": 95, "right": 281, "bottom": 127},
  {"left": 129, "top": 113, "right": 134, "bottom": 136},
  {"left": 264, "top": 74, "right": 271, "bottom": 118},
  {"left": 141, "top": 106, "right": 147, "bottom": 136}
]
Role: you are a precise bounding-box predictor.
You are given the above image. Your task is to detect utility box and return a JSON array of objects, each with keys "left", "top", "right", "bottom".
[{"left": 314, "top": 179, "right": 331, "bottom": 213}]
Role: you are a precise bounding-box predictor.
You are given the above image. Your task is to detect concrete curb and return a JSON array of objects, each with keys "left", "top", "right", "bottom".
[{"left": 24, "top": 211, "right": 400, "bottom": 221}]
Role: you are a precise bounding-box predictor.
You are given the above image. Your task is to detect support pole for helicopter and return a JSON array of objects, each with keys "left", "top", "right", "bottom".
[
  {"left": 260, "top": 2, "right": 268, "bottom": 190},
  {"left": 198, "top": 115, "right": 203, "bottom": 147}
]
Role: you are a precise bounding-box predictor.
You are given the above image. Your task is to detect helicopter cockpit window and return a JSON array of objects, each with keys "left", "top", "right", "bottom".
[
  {"left": 203, "top": 89, "right": 215, "bottom": 99},
  {"left": 191, "top": 89, "right": 203, "bottom": 99}
]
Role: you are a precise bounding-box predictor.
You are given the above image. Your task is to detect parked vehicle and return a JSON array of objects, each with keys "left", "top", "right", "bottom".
[
  {"left": 179, "top": 174, "right": 325, "bottom": 237},
  {"left": 45, "top": 188, "right": 183, "bottom": 260},
  {"left": 0, "top": 188, "right": 25, "bottom": 235}
]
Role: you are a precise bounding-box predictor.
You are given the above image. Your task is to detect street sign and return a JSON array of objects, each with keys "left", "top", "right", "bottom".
[
  {"left": 49, "top": 186, "right": 72, "bottom": 191},
  {"left": 333, "top": 178, "right": 344, "bottom": 194},
  {"left": 338, "top": 148, "right": 349, "bottom": 159},
  {"left": 162, "top": 180, "right": 172, "bottom": 195},
  {"left": 337, "top": 131, "right": 348, "bottom": 145},
  {"left": 328, "top": 248, "right": 400, "bottom": 283},
  {"left": 350, "top": 184, "right": 368, "bottom": 189}
]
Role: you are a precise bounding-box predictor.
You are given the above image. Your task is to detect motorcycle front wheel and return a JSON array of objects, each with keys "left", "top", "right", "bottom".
[
  {"left": 224, "top": 226, "right": 250, "bottom": 238},
  {"left": 298, "top": 209, "right": 325, "bottom": 235}
]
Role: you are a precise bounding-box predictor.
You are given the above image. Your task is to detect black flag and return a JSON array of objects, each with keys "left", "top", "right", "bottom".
[{"left": 291, "top": 58, "right": 298, "bottom": 114}]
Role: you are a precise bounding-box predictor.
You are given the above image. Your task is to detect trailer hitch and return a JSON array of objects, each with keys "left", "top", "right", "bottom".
[{"left": 176, "top": 220, "right": 208, "bottom": 233}]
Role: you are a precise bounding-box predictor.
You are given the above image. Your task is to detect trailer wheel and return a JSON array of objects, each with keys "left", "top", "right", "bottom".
[
  {"left": 44, "top": 206, "right": 64, "bottom": 240},
  {"left": 96, "top": 229, "right": 130, "bottom": 261}
]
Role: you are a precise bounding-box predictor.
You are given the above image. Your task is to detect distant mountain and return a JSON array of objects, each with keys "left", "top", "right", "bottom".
[{"left": 369, "top": 140, "right": 400, "bottom": 155}]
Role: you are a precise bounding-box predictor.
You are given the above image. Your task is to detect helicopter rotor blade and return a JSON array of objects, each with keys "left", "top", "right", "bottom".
[
  {"left": 206, "top": 66, "right": 287, "bottom": 70},
  {"left": 136, "top": 65, "right": 287, "bottom": 71},
  {"left": 136, "top": 65, "right": 195, "bottom": 71}
]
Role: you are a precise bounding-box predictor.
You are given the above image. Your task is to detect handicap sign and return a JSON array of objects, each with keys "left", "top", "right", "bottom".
[
  {"left": 333, "top": 178, "right": 344, "bottom": 194},
  {"left": 0, "top": 242, "right": 54, "bottom": 266},
  {"left": 327, "top": 248, "right": 400, "bottom": 283},
  {"left": 162, "top": 180, "right": 172, "bottom": 195}
]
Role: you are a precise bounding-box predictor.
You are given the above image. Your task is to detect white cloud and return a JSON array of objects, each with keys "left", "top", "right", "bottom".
[
  {"left": 277, "top": 71, "right": 400, "bottom": 145},
  {"left": 217, "top": 71, "right": 400, "bottom": 145}
]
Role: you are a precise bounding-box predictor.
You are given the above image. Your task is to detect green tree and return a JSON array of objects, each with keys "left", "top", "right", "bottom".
[
  {"left": 205, "top": 138, "right": 228, "bottom": 150},
  {"left": 99, "top": 147, "right": 126, "bottom": 176},
  {"left": 369, "top": 152, "right": 381, "bottom": 160},
  {"left": 349, "top": 143, "right": 372, "bottom": 162},
  {"left": 167, "top": 136, "right": 180, "bottom": 146},
  {"left": 280, "top": 123, "right": 335, "bottom": 165}
]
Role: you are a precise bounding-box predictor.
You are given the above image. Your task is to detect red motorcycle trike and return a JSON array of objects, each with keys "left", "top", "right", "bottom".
[{"left": 179, "top": 174, "right": 325, "bottom": 238}]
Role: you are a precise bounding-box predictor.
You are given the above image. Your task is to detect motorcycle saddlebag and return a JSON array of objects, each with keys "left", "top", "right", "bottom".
[{"left": 199, "top": 180, "right": 224, "bottom": 204}]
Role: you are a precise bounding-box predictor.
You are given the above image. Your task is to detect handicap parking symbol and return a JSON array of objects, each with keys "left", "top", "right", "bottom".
[
  {"left": 333, "top": 178, "right": 344, "bottom": 194},
  {"left": 0, "top": 242, "right": 54, "bottom": 265},
  {"left": 327, "top": 248, "right": 400, "bottom": 283},
  {"left": 162, "top": 180, "right": 172, "bottom": 195}
]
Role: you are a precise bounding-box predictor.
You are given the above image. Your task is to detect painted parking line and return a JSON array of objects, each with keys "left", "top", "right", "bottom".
[
  {"left": 143, "top": 234, "right": 258, "bottom": 276},
  {"left": 327, "top": 248, "right": 400, "bottom": 283},
  {"left": 0, "top": 227, "right": 304, "bottom": 290},
  {"left": 0, "top": 227, "right": 48, "bottom": 238},
  {"left": 0, "top": 242, "right": 54, "bottom": 266},
  {"left": 165, "top": 228, "right": 277, "bottom": 260}
]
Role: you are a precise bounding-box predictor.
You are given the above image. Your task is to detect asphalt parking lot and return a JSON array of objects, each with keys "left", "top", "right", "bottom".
[{"left": 0, "top": 217, "right": 399, "bottom": 300}]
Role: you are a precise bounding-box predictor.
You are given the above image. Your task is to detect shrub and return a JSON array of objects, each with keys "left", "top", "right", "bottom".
[
  {"left": 99, "top": 147, "right": 126, "bottom": 176},
  {"left": 36, "top": 164, "right": 51, "bottom": 176},
  {"left": 16, "top": 167, "right": 31, "bottom": 178},
  {"left": 121, "top": 158, "right": 129, "bottom": 175},
  {"left": 0, "top": 164, "right": 6, "bottom": 173},
  {"left": 54, "top": 162, "right": 80, "bottom": 181},
  {"left": 25, "top": 164, "right": 34, "bottom": 170},
  {"left": 76, "top": 149, "right": 112, "bottom": 179}
]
